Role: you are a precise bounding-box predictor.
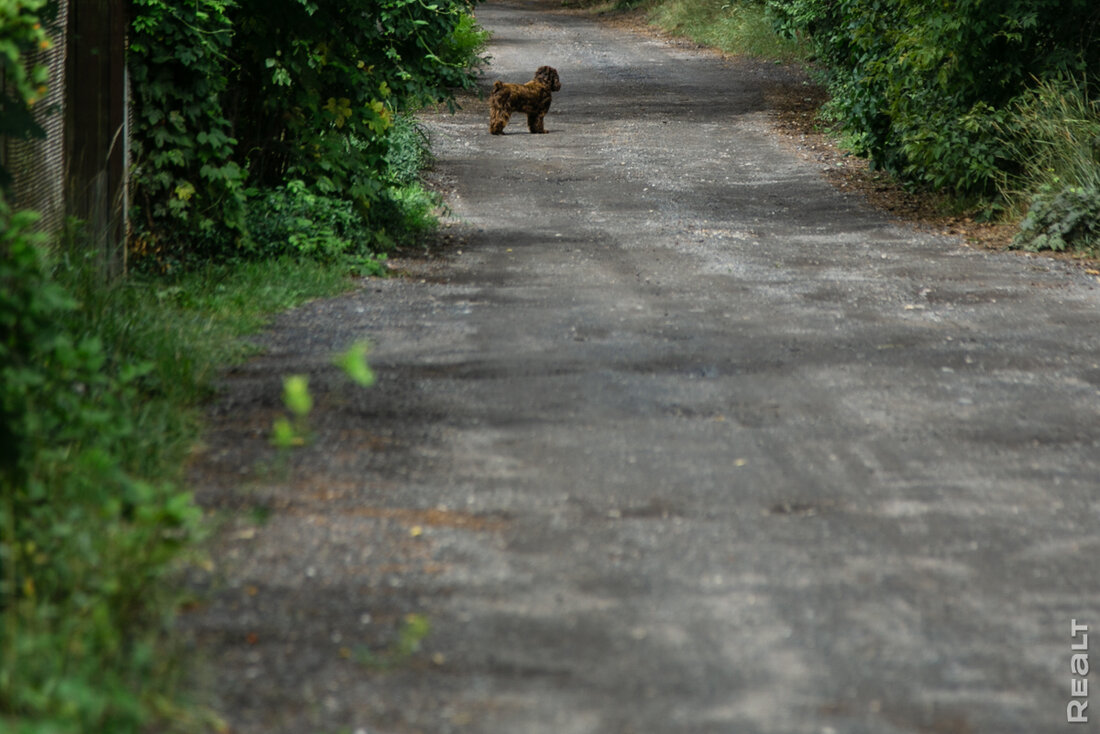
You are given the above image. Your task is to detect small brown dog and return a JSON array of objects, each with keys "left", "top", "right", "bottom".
[{"left": 488, "top": 66, "right": 561, "bottom": 135}]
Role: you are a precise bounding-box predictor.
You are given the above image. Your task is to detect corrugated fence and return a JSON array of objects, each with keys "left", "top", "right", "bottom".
[
  {"left": 2, "top": 0, "right": 69, "bottom": 238},
  {"left": 2, "top": 0, "right": 129, "bottom": 279}
]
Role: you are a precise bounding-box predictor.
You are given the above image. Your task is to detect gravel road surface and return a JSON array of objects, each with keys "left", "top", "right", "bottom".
[{"left": 186, "top": 2, "right": 1100, "bottom": 732}]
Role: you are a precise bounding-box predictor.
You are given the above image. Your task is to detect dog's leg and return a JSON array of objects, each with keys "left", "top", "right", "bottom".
[
  {"left": 527, "top": 111, "right": 547, "bottom": 134},
  {"left": 490, "top": 109, "right": 510, "bottom": 135}
]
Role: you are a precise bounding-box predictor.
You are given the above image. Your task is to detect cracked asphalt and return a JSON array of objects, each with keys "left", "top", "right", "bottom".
[{"left": 185, "top": 1, "right": 1100, "bottom": 732}]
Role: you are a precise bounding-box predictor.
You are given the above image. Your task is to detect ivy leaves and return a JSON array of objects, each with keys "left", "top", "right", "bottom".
[
  {"left": 128, "top": 0, "right": 487, "bottom": 267},
  {"left": 228, "top": 0, "right": 479, "bottom": 196},
  {"left": 129, "top": 0, "right": 246, "bottom": 259}
]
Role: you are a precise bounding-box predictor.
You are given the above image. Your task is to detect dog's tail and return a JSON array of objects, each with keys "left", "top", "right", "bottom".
[{"left": 491, "top": 80, "right": 510, "bottom": 107}]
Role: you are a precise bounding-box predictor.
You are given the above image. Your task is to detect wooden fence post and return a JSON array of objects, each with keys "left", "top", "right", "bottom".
[{"left": 66, "top": 0, "right": 128, "bottom": 279}]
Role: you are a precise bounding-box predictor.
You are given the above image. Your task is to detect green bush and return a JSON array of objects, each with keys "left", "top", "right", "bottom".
[
  {"left": 127, "top": 0, "right": 488, "bottom": 268},
  {"left": 770, "top": 0, "right": 1100, "bottom": 196},
  {"left": 244, "top": 113, "right": 443, "bottom": 262},
  {"left": 1, "top": 193, "right": 355, "bottom": 732},
  {"left": 225, "top": 0, "right": 484, "bottom": 223},
  {"left": 765, "top": 0, "right": 828, "bottom": 41},
  {"left": 129, "top": 0, "right": 248, "bottom": 261},
  {"left": 1, "top": 200, "right": 202, "bottom": 733},
  {"left": 247, "top": 180, "right": 374, "bottom": 261},
  {"left": 1013, "top": 184, "right": 1100, "bottom": 254}
]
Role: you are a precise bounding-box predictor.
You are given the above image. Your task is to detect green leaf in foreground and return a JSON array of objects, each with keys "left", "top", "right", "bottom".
[
  {"left": 282, "top": 375, "right": 313, "bottom": 417},
  {"left": 335, "top": 341, "right": 376, "bottom": 387}
]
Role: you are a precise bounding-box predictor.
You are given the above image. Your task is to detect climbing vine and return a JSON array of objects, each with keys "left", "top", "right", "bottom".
[
  {"left": 129, "top": 0, "right": 247, "bottom": 263},
  {"left": 127, "top": 0, "right": 488, "bottom": 267}
]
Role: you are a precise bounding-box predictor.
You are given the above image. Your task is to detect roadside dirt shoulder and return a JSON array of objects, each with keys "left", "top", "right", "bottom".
[{"left": 571, "top": 3, "right": 1035, "bottom": 256}]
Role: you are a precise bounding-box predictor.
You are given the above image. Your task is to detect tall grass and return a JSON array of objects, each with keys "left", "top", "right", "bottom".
[
  {"left": 1000, "top": 78, "right": 1100, "bottom": 204},
  {"left": 997, "top": 77, "right": 1100, "bottom": 252},
  {"left": 647, "top": 0, "right": 807, "bottom": 62},
  {"left": 64, "top": 253, "right": 354, "bottom": 431}
]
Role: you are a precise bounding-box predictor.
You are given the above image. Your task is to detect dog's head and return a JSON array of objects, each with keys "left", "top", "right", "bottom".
[{"left": 534, "top": 66, "right": 561, "bottom": 92}]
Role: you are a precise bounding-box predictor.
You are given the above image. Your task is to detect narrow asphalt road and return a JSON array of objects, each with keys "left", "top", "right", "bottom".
[{"left": 187, "top": 2, "right": 1100, "bottom": 733}]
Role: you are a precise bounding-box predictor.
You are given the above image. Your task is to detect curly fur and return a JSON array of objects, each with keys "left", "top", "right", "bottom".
[{"left": 488, "top": 66, "right": 561, "bottom": 135}]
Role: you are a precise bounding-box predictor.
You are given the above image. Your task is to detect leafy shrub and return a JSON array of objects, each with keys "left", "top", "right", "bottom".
[
  {"left": 127, "top": 0, "right": 488, "bottom": 267},
  {"left": 246, "top": 180, "right": 374, "bottom": 261},
  {"left": 2, "top": 192, "right": 356, "bottom": 732},
  {"left": 772, "top": 0, "right": 1100, "bottom": 196},
  {"left": 129, "top": 0, "right": 248, "bottom": 263},
  {"left": 1, "top": 199, "right": 202, "bottom": 732},
  {"left": 245, "top": 112, "right": 444, "bottom": 262},
  {"left": 442, "top": 11, "right": 493, "bottom": 83},
  {"left": 1013, "top": 184, "right": 1100, "bottom": 253},
  {"left": 765, "top": 0, "right": 829, "bottom": 41},
  {"left": 227, "top": 0, "right": 485, "bottom": 207}
]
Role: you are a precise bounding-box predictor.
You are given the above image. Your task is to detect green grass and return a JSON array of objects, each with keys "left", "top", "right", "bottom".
[
  {"left": 564, "top": 0, "right": 807, "bottom": 62},
  {"left": 65, "top": 255, "right": 355, "bottom": 452},
  {"left": 647, "top": 0, "right": 807, "bottom": 62}
]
